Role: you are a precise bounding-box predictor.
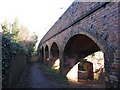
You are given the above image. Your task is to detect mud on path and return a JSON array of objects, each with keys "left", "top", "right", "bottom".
[
  {"left": 16, "top": 62, "right": 69, "bottom": 88},
  {"left": 16, "top": 60, "right": 105, "bottom": 88}
]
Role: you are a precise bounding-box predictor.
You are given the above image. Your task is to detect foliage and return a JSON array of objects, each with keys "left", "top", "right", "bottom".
[
  {"left": 2, "top": 34, "right": 19, "bottom": 87},
  {"left": 26, "top": 32, "right": 38, "bottom": 55},
  {"left": 1, "top": 18, "right": 38, "bottom": 87},
  {"left": 1, "top": 18, "right": 38, "bottom": 55},
  {"left": 79, "top": 62, "right": 86, "bottom": 71}
]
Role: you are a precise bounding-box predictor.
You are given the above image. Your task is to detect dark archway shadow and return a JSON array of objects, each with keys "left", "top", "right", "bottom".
[
  {"left": 50, "top": 42, "right": 60, "bottom": 71},
  {"left": 41, "top": 46, "right": 44, "bottom": 63},
  {"left": 63, "top": 34, "right": 105, "bottom": 88},
  {"left": 45, "top": 45, "right": 49, "bottom": 65}
]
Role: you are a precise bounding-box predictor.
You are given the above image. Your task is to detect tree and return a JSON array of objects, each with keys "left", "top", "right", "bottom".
[
  {"left": 1, "top": 18, "right": 38, "bottom": 87},
  {"left": 1, "top": 18, "right": 38, "bottom": 55},
  {"left": 18, "top": 26, "right": 29, "bottom": 42},
  {"left": 1, "top": 20, "right": 10, "bottom": 34},
  {"left": 26, "top": 32, "right": 38, "bottom": 55},
  {"left": 11, "top": 18, "right": 20, "bottom": 42}
]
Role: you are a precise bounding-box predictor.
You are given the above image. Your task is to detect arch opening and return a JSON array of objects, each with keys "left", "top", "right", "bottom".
[
  {"left": 45, "top": 45, "right": 49, "bottom": 65},
  {"left": 63, "top": 34, "right": 105, "bottom": 87},
  {"left": 50, "top": 42, "right": 60, "bottom": 70},
  {"left": 41, "top": 46, "right": 44, "bottom": 63}
]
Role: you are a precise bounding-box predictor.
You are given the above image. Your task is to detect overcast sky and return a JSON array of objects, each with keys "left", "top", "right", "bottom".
[{"left": 0, "top": 0, "right": 74, "bottom": 47}]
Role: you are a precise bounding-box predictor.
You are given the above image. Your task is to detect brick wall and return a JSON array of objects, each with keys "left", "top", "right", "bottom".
[{"left": 38, "top": 2, "right": 120, "bottom": 88}]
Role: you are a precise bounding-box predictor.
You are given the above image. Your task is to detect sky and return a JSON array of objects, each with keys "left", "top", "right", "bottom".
[{"left": 0, "top": 0, "right": 74, "bottom": 48}]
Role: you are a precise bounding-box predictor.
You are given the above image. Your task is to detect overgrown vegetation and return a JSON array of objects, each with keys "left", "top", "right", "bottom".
[
  {"left": 1, "top": 18, "right": 38, "bottom": 88},
  {"left": 2, "top": 34, "right": 16, "bottom": 87}
]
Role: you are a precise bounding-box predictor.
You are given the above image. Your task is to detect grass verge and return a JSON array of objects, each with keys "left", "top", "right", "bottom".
[{"left": 38, "top": 62, "right": 75, "bottom": 88}]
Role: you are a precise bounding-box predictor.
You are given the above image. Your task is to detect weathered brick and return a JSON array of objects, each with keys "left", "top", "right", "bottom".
[{"left": 38, "top": 2, "right": 120, "bottom": 88}]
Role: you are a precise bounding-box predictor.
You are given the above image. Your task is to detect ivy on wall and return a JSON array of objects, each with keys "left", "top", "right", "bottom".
[
  {"left": 2, "top": 34, "right": 17, "bottom": 87},
  {"left": 2, "top": 34, "right": 29, "bottom": 88}
]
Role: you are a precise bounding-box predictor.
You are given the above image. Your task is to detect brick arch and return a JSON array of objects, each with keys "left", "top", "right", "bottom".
[
  {"left": 63, "top": 34, "right": 101, "bottom": 57},
  {"left": 41, "top": 46, "right": 44, "bottom": 63},
  {"left": 60, "top": 26, "right": 118, "bottom": 85},
  {"left": 45, "top": 45, "right": 49, "bottom": 64},
  {"left": 38, "top": 2, "right": 119, "bottom": 87},
  {"left": 61, "top": 28, "right": 106, "bottom": 53},
  {"left": 63, "top": 26, "right": 116, "bottom": 76},
  {"left": 50, "top": 42, "right": 59, "bottom": 54},
  {"left": 50, "top": 42, "right": 60, "bottom": 70},
  {"left": 61, "top": 33, "right": 105, "bottom": 82},
  {"left": 50, "top": 41, "right": 60, "bottom": 50}
]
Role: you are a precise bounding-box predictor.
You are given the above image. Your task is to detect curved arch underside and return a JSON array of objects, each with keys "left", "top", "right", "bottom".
[
  {"left": 64, "top": 34, "right": 100, "bottom": 58},
  {"left": 50, "top": 42, "right": 60, "bottom": 70},
  {"left": 45, "top": 45, "right": 49, "bottom": 64},
  {"left": 63, "top": 34, "right": 104, "bottom": 83}
]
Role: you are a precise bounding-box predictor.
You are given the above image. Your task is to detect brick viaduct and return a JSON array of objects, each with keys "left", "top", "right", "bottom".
[{"left": 37, "top": 2, "right": 120, "bottom": 88}]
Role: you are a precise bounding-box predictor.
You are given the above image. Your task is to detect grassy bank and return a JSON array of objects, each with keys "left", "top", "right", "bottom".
[
  {"left": 38, "top": 62, "right": 75, "bottom": 88},
  {"left": 37, "top": 62, "right": 105, "bottom": 88}
]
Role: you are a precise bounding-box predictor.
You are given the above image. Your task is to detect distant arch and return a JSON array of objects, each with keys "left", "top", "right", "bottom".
[
  {"left": 45, "top": 45, "right": 49, "bottom": 64},
  {"left": 41, "top": 46, "right": 44, "bottom": 63},
  {"left": 50, "top": 42, "right": 60, "bottom": 70}
]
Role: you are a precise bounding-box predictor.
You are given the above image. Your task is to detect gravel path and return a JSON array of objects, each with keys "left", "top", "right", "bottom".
[{"left": 16, "top": 62, "right": 67, "bottom": 88}]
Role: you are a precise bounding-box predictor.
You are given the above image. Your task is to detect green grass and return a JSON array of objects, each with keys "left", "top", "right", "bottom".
[
  {"left": 38, "top": 63, "right": 68, "bottom": 83},
  {"left": 38, "top": 62, "right": 75, "bottom": 88},
  {"left": 37, "top": 62, "right": 105, "bottom": 88}
]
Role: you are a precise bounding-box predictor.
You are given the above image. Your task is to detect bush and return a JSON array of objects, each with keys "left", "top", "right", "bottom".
[{"left": 2, "top": 34, "right": 28, "bottom": 88}]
